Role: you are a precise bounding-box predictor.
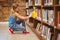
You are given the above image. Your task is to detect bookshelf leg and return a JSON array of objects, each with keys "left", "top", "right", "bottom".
[
  {"left": 54, "top": 29, "right": 58, "bottom": 40},
  {"left": 33, "top": 19, "right": 38, "bottom": 28}
]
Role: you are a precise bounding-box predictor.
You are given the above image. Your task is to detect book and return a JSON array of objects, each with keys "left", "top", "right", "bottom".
[
  {"left": 44, "top": 0, "right": 53, "bottom": 6},
  {"left": 26, "top": 2, "right": 29, "bottom": 8},
  {"left": 57, "top": 32, "right": 60, "bottom": 40},
  {"left": 48, "top": 10, "right": 54, "bottom": 25},
  {"left": 36, "top": 9, "right": 41, "bottom": 18},
  {"left": 46, "top": 28, "right": 51, "bottom": 40},
  {"left": 26, "top": 9, "right": 29, "bottom": 15},
  {"left": 35, "top": 0, "right": 41, "bottom": 6},
  {"left": 42, "top": 9, "right": 48, "bottom": 22},
  {"left": 36, "top": 23, "right": 42, "bottom": 34},
  {"left": 29, "top": 9, "right": 33, "bottom": 14},
  {"left": 48, "top": 0, "right": 53, "bottom": 5},
  {"left": 59, "top": 0, "right": 60, "bottom": 4},
  {"left": 28, "top": 0, "right": 33, "bottom": 6},
  {"left": 35, "top": 9, "right": 41, "bottom": 20},
  {"left": 58, "top": 11, "right": 60, "bottom": 27},
  {"left": 44, "top": 0, "right": 48, "bottom": 6},
  {"left": 41, "top": 25, "right": 51, "bottom": 40},
  {"left": 41, "top": 25, "right": 46, "bottom": 38}
]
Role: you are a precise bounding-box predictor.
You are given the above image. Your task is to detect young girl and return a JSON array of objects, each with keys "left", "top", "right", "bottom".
[{"left": 9, "top": 4, "right": 32, "bottom": 34}]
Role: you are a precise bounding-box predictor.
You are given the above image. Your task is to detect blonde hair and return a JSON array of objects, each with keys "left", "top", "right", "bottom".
[{"left": 12, "top": 3, "right": 19, "bottom": 11}]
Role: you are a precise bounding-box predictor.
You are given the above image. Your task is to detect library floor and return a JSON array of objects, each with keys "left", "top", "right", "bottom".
[{"left": 0, "top": 22, "right": 39, "bottom": 40}]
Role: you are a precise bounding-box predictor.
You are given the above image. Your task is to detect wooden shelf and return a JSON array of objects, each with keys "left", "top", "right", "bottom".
[
  {"left": 42, "top": 21, "right": 54, "bottom": 28},
  {"left": 33, "top": 17, "right": 54, "bottom": 28},
  {"left": 27, "top": 23, "right": 46, "bottom": 40},
  {"left": 42, "top": 5, "right": 54, "bottom": 7},
  {"left": 35, "top": 5, "right": 41, "bottom": 7},
  {"left": 55, "top": 5, "right": 60, "bottom": 7},
  {"left": 56, "top": 27, "right": 60, "bottom": 30}
]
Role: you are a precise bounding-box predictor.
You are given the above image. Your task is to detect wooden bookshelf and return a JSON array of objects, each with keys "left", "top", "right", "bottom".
[
  {"left": 27, "top": 22, "right": 46, "bottom": 40},
  {"left": 26, "top": 0, "right": 60, "bottom": 40}
]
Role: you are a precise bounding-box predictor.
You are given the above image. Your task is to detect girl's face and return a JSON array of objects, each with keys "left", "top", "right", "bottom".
[{"left": 15, "top": 7, "right": 19, "bottom": 12}]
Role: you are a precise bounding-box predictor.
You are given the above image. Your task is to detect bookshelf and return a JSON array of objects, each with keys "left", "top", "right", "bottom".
[{"left": 26, "top": 0, "right": 60, "bottom": 40}]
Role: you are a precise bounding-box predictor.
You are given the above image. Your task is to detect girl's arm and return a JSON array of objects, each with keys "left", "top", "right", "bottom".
[{"left": 15, "top": 12, "right": 31, "bottom": 20}]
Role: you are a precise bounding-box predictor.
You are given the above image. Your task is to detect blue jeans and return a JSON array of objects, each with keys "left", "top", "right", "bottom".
[{"left": 11, "top": 19, "right": 26, "bottom": 31}]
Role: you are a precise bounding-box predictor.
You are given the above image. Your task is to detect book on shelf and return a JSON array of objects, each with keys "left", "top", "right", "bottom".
[
  {"left": 42, "top": 9, "right": 48, "bottom": 22},
  {"left": 36, "top": 23, "right": 42, "bottom": 34},
  {"left": 46, "top": 27, "right": 51, "bottom": 40},
  {"left": 48, "top": 0, "right": 53, "bottom": 5},
  {"left": 35, "top": 0, "right": 41, "bottom": 6},
  {"left": 26, "top": 2, "right": 29, "bottom": 8},
  {"left": 36, "top": 9, "right": 41, "bottom": 20},
  {"left": 48, "top": 10, "right": 54, "bottom": 25},
  {"left": 26, "top": 9, "right": 29, "bottom": 15},
  {"left": 29, "top": 9, "right": 33, "bottom": 15},
  {"left": 26, "top": 8, "right": 33, "bottom": 16},
  {"left": 28, "top": 0, "right": 33, "bottom": 6},
  {"left": 41, "top": 25, "right": 47, "bottom": 38},
  {"left": 57, "top": 11, "right": 60, "bottom": 27},
  {"left": 44, "top": 0, "right": 48, "bottom": 6},
  {"left": 44, "top": 0, "right": 53, "bottom": 6},
  {"left": 57, "top": 32, "right": 60, "bottom": 40},
  {"left": 41, "top": 25, "right": 51, "bottom": 40},
  {"left": 59, "top": 0, "right": 60, "bottom": 4}
]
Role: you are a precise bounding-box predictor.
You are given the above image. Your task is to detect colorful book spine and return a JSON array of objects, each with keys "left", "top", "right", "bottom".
[
  {"left": 42, "top": 9, "right": 48, "bottom": 22},
  {"left": 57, "top": 32, "right": 60, "bottom": 40},
  {"left": 48, "top": 0, "right": 53, "bottom": 5},
  {"left": 48, "top": 10, "right": 54, "bottom": 25},
  {"left": 44, "top": 0, "right": 48, "bottom": 6},
  {"left": 46, "top": 28, "right": 51, "bottom": 40},
  {"left": 41, "top": 25, "right": 51, "bottom": 40},
  {"left": 35, "top": 0, "right": 41, "bottom": 6},
  {"left": 36, "top": 23, "right": 42, "bottom": 34},
  {"left": 28, "top": 0, "right": 33, "bottom": 6},
  {"left": 44, "top": 0, "right": 53, "bottom": 6},
  {"left": 36, "top": 9, "right": 41, "bottom": 18},
  {"left": 41, "top": 25, "right": 47, "bottom": 38},
  {"left": 26, "top": 2, "right": 29, "bottom": 8},
  {"left": 26, "top": 9, "right": 29, "bottom": 15}
]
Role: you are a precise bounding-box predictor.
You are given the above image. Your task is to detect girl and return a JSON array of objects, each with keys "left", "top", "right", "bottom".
[{"left": 9, "top": 4, "right": 32, "bottom": 34}]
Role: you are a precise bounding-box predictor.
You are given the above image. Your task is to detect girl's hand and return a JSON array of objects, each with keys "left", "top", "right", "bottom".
[{"left": 28, "top": 13, "right": 32, "bottom": 18}]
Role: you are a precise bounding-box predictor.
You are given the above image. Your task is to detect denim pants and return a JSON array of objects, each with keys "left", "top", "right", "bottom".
[{"left": 11, "top": 19, "right": 26, "bottom": 31}]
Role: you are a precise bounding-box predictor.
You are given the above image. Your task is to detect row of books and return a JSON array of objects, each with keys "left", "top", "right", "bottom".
[
  {"left": 42, "top": 9, "right": 54, "bottom": 25},
  {"left": 26, "top": 8, "right": 41, "bottom": 17},
  {"left": 26, "top": 9, "right": 54, "bottom": 25},
  {"left": 26, "top": 0, "right": 54, "bottom": 7},
  {"left": 26, "top": 0, "right": 41, "bottom": 7},
  {"left": 57, "top": 32, "right": 60, "bottom": 40},
  {"left": 36, "top": 23, "right": 52, "bottom": 40},
  {"left": 44, "top": 0, "right": 53, "bottom": 6},
  {"left": 26, "top": 8, "right": 60, "bottom": 27}
]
